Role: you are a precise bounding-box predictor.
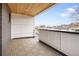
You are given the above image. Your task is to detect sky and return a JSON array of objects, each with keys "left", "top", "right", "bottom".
[{"left": 35, "top": 3, "right": 79, "bottom": 26}]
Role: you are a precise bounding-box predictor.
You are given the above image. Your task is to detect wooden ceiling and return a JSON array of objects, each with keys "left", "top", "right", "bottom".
[{"left": 8, "top": 3, "right": 55, "bottom": 16}]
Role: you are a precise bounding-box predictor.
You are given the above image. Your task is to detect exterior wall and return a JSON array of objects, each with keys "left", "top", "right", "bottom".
[
  {"left": 0, "top": 4, "right": 2, "bottom": 56},
  {"left": 11, "top": 13, "right": 34, "bottom": 38},
  {"left": 2, "top": 4, "right": 11, "bottom": 55}
]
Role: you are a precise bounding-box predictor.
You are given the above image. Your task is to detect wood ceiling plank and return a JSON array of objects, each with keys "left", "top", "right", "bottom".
[
  {"left": 8, "top": 3, "right": 55, "bottom": 16},
  {"left": 28, "top": 3, "right": 54, "bottom": 16},
  {"left": 8, "top": 4, "right": 17, "bottom": 13}
]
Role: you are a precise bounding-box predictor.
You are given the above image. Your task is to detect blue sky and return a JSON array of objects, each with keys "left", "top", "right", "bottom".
[{"left": 35, "top": 3, "right": 79, "bottom": 26}]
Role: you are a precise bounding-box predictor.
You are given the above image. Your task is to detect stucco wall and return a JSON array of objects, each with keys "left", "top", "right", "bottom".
[
  {"left": 2, "top": 4, "right": 11, "bottom": 55},
  {"left": 0, "top": 4, "right": 2, "bottom": 56}
]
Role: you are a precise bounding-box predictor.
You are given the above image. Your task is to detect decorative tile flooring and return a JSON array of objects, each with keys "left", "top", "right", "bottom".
[{"left": 7, "top": 38, "right": 62, "bottom": 56}]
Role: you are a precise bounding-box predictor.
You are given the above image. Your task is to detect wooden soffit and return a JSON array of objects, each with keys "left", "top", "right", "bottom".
[{"left": 8, "top": 3, "right": 55, "bottom": 16}]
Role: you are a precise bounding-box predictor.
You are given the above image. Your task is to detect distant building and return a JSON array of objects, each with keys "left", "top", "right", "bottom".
[
  {"left": 35, "top": 22, "right": 79, "bottom": 31},
  {"left": 69, "top": 22, "right": 79, "bottom": 30}
]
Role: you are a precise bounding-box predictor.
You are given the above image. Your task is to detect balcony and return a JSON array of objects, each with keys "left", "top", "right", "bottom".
[{"left": 39, "top": 28, "right": 79, "bottom": 56}]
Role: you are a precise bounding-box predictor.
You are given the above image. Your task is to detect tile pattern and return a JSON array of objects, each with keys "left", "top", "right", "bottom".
[{"left": 7, "top": 37, "right": 62, "bottom": 56}]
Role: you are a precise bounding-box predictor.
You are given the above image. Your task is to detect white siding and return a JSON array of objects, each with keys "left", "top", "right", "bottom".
[
  {"left": 39, "top": 29, "right": 79, "bottom": 55},
  {"left": 11, "top": 13, "right": 34, "bottom": 38},
  {"left": 61, "top": 33, "right": 79, "bottom": 56},
  {"left": 48, "top": 31, "right": 61, "bottom": 50},
  {"left": 39, "top": 30, "right": 61, "bottom": 50}
]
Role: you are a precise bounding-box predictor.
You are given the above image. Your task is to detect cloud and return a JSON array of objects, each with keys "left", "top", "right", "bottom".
[
  {"left": 66, "top": 8, "right": 76, "bottom": 13},
  {"left": 60, "top": 13, "right": 69, "bottom": 17},
  {"left": 60, "top": 7, "right": 77, "bottom": 17},
  {"left": 74, "top": 5, "right": 78, "bottom": 8}
]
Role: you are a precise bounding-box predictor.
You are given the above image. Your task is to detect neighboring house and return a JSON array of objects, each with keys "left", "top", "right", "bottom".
[
  {"left": 52, "top": 22, "right": 79, "bottom": 31},
  {"left": 69, "top": 22, "right": 79, "bottom": 30}
]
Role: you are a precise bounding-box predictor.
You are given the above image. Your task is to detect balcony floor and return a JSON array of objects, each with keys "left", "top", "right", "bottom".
[{"left": 7, "top": 37, "right": 62, "bottom": 56}]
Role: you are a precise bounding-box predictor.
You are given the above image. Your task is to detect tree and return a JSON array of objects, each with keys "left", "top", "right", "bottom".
[{"left": 69, "top": 6, "right": 79, "bottom": 23}]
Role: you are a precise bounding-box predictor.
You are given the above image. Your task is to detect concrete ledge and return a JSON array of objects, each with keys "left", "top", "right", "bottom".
[{"left": 39, "top": 29, "right": 79, "bottom": 34}]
